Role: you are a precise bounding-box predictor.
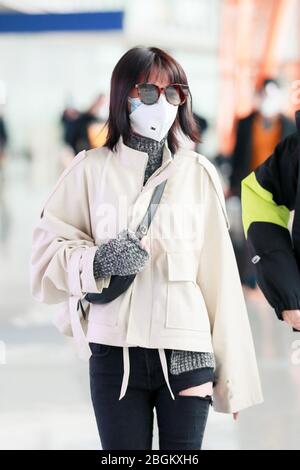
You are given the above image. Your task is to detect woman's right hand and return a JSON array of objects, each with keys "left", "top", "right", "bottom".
[{"left": 93, "top": 228, "right": 150, "bottom": 279}]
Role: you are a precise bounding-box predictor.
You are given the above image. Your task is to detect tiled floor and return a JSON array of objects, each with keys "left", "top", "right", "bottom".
[{"left": 1, "top": 154, "right": 300, "bottom": 450}]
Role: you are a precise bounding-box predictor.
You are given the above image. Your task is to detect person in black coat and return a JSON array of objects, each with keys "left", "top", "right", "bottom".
[
  {"left": 241, "top": 110, "right": 300, "bottom": 331},
  {"left": 228, "top": 79, "right": 296, "bottom": 288},
  {"left": 230, "top": 79, "right": 296, "bottom": 198}
]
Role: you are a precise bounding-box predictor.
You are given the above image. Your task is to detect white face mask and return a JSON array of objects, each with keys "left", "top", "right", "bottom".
[
  {"left": 259, "top": 84, "right": 282, "bottom": 118},
  {"left": 260, "top": 95, "right": 282, "bottom": 118},
  {"left": 128, "top": 94, "right": 178, "bottom": 141}
]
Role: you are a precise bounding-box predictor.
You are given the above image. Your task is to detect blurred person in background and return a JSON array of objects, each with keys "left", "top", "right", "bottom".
[
  {"left": 86, "top": 93, "right": 108, "bottom": 149},
  {"left": 193, "top": 111, "right": 208, "bottom": 147},
  {"left": 228, "top": 78, "right": 296, "bottom": 290},
  {"left": 61, "top": 97, "right": 80, "bottom": 150},
  {"left": 60, "top": 98, "right": 81, "bottom": 168},
  {"left": 30, "top": 46, "right": 262, "bottom": 450},
  {"left": 62, "top": 93, "right": 108, "bottom": 155},
  {"left": 176, "top": 111, "right": 208, "bottom": 151},
  {"left": 0, "top": 113, "right": 8, "bottom": 170},
  {"left": 241, "top": 110, "right": 300, "bottom": 333}
]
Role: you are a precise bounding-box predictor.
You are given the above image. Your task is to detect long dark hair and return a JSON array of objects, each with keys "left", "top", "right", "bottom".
[{"left": 104, "top": 46, "right": 201, "bottom": 154}]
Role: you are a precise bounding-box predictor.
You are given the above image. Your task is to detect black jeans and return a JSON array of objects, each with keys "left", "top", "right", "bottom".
[{"left": 89, "top": 343, "right": 213, "bottom": 450}]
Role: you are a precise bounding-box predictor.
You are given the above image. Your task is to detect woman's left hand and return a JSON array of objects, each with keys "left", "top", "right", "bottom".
[{"left": 233, "top": 412, "right": 239, "bottom": 421}]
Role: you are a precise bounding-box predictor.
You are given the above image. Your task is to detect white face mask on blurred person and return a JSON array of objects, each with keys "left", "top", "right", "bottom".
[
  {"left": 128, "top": 94, "right": 178, "bottom": 141},
  {"left": 259, "top": 84, "right": 282, "bottom": 119},
  {"left": 260, "top": 96, "right": 282, "bottom": 118}
]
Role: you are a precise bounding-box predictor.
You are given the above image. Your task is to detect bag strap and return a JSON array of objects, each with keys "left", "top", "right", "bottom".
[{"left": 135, "top": 168, "right": 170, "bottom": 240}]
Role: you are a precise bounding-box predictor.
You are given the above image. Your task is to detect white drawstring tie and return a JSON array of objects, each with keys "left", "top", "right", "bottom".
[{"left": 118, "top": 346, "right": 175, "bottom": 401}]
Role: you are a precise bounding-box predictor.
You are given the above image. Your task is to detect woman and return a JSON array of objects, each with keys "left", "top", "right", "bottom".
[{"left": 30, "top": 46, "right": 263, "bottom": 450}]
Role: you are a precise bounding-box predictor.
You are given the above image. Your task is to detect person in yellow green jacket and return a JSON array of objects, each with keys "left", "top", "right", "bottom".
[{"left": 241, "top": 110, "right": 300, "bottom": 331}]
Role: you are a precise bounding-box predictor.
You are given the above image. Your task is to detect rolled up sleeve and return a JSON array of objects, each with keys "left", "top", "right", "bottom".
[{"left": 30, "top": 151, "right": 111, "bottom": 305}]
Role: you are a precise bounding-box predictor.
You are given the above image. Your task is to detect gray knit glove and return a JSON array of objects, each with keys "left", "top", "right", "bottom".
[{"left": 93, "top": 228, "right": 149, "bottom": 279}]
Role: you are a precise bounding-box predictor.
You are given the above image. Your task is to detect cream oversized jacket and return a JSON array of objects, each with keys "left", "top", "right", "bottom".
[{"left": 30, "top": 136, "right": 263, "bottom": 413}]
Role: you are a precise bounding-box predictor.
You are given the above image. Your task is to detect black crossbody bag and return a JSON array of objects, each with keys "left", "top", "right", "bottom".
[{"left": 84, "top": 177, "right": 168, "bottom": 304}]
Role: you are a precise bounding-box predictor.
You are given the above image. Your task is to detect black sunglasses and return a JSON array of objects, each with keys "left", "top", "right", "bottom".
[{"left": 134, "top": 82, "right": 190, "bottom": 106}]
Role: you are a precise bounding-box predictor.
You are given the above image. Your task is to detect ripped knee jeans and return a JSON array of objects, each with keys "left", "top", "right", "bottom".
[{"left": 89, "top": 344, "right": 215, "bottom": 450}]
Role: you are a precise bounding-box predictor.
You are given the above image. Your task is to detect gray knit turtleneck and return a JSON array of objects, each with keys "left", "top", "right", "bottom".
[
  {"left": 124, "top": 130, "right": 167, "bottom": 185},
  {"left": 123, "top": 131, "right": 215, "bottom": 375}
]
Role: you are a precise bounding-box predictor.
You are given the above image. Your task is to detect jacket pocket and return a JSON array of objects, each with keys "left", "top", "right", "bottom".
[{"left": 165, "top": 251, "right": 211, "bottom": 332}]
